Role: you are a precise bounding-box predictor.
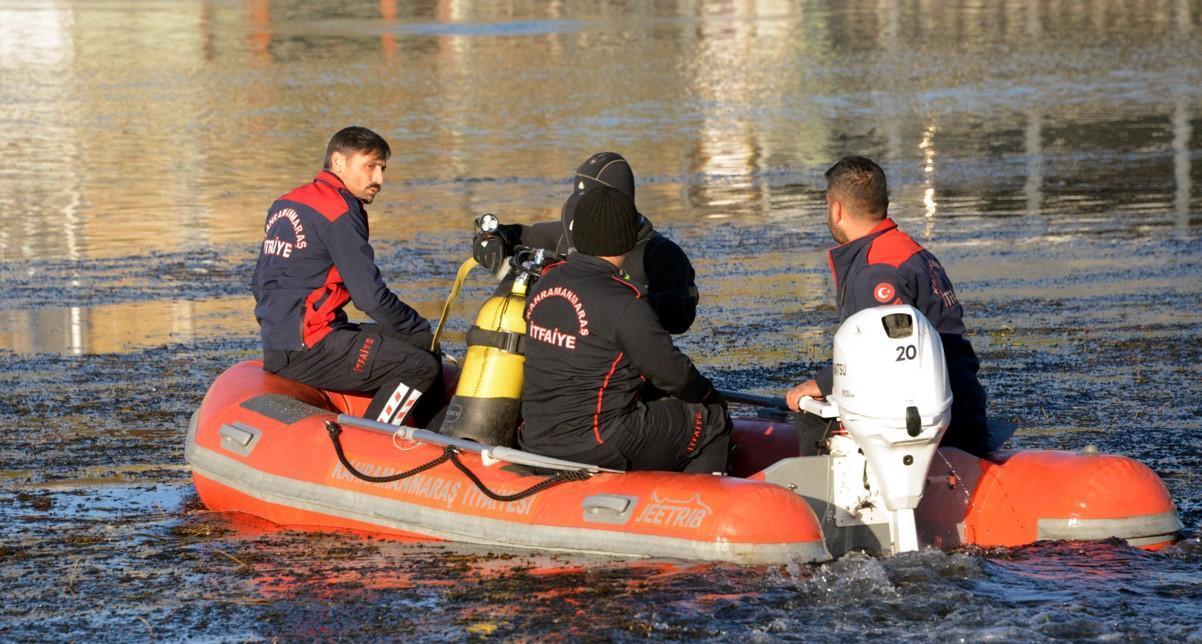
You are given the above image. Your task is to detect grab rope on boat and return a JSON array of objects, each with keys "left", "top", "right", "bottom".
[
  {"left": 445, "top": 449, "right": 591, "bottom": 502},
  {"left": 325, "top": 420, "right": 591, "bottom": 501},
  {"left": 325, "top": 420, "right": 450, "bottom": 483}
]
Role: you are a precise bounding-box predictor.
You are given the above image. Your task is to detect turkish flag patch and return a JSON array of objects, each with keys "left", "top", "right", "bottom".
[{"left": 874, "top": 282, "right": 896, "bottom": 303}]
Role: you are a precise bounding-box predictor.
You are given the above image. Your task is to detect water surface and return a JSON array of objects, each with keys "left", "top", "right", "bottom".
[{"left": 1, "top": 0, "right": 1201, "bottom": 639}]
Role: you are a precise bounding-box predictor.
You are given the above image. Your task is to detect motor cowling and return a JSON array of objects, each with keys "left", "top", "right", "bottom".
[
  {"left": 830, "top": 305, "right": 951, "bottom": 512},
  {"left": 438, "top": 279, "right": 529, "bottom": 446}
]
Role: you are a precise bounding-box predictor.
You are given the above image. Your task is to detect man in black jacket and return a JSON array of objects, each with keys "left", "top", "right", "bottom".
[
  {"left": 251, "top": 126, "right": 444, "bottom": 427},
  {"left": 784, "top": 156, "right": 988, "bottom": 455},
  {"left": 473, "top": 152, "right": 698, "bottom": 335},
  {"left": 518, "top": 187, "right": 730, "bottom": 473}
]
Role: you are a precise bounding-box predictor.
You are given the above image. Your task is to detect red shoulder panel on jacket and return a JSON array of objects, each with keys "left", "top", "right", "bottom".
[
  {"left": 866, "top": 228, "right": 923, "bottom": 268},
  {"left": 540, "top": 260, "right": 566, "bottom": 276},
  {"left": 282, "top": 181, "right": 350, "bottom": 222}
]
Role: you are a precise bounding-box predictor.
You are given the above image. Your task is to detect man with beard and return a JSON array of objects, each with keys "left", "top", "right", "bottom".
[{"left": 251, "top": 126, "right": 444, "bottom": 427}]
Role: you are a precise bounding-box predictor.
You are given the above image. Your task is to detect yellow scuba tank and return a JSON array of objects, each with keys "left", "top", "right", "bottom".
[{"left": 439, "top": 259, "right": 535, "bottom": 446}]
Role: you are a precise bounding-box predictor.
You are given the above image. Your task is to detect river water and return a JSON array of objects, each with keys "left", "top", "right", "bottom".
[{"left": 2, "top": 0, "right": 1201, "bottom": 640}]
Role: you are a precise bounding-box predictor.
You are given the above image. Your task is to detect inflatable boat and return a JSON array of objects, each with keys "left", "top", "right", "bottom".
[{"left": 186, "top": 303, "right": 1181, "bottom": 564}]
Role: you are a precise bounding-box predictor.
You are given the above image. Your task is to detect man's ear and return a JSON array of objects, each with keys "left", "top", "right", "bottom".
[
  {"left": 829, "top": 197, "right": 843, "bottom": 226},
  {"left": 330, "top": 151, "right": 346, "bottom": 174}
]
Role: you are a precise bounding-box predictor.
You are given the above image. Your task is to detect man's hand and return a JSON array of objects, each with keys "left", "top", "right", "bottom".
[{"left": 785, "top": 379, "right": 823, "bottom": 411}]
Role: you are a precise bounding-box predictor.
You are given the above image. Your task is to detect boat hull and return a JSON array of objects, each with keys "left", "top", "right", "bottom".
[
  {"left": 187, "top": 361, "right": 831, "bottom": 564},
  {"left": 188, "top": 361, "right": 1180, "bottom": 562}
]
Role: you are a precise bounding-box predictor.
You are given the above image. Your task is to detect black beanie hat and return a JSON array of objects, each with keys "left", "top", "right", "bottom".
[
  {"left": 571, "top": 187, "right": 640, "bottom": 257},
  {"left": 574, "top": 152, "right": 635, "bottom": 201}
]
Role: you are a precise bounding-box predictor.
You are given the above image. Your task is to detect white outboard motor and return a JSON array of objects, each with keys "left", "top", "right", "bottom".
[{"left": 821, "top": 305, "right": 952, "bottom": 553}]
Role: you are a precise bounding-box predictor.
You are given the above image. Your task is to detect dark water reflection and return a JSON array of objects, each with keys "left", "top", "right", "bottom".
[
  {"left": 1, "top": 0, "right": 1201, "bottom": 639},
  {"left": 2, "top": 1, "right": 1199, "bottom": 270}
]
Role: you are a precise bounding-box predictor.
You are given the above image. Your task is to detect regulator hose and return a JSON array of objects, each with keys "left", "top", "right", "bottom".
[{"left": 324, "top": 420, "right": 592, "bottom": 501}]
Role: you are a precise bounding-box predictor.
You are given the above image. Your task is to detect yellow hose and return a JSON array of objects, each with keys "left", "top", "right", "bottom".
[{"left": 430, "top": 257, "right": 478, "bottom": 352}]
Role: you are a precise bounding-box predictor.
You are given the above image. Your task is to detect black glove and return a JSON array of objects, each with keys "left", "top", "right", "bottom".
[
  {"left": 472, "top": 224, "right": 523, "bottom": 273},
  {"left": 472, "top": 232, "right": 507, "bottom": 273}
]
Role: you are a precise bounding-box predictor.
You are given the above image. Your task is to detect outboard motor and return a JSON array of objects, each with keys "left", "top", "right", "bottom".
[{"left": 826, "top": 305, "right": 952, "bottom": 552}]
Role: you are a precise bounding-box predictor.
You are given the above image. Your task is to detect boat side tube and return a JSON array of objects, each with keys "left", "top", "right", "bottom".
[{"left": 336, "top": 415, "right": 625, "bottom": 474}]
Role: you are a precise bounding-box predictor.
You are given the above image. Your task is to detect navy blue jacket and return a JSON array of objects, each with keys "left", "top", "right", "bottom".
[
  {"left": 518, "top": 253, "right": 713, "bottom": 456},
  {"left": 816, "top": 219, "right": 988, "bottom": 444},
  {"left": 251, "top": 171, "right": 431, "bottom": 352}
]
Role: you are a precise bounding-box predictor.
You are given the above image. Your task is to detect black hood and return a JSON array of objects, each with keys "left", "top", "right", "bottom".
[
  {"left": 572, "top": 152, "right": 635, "bottom": 200},
  {"left": 562, "top": 152, "right": 645, "bottom": 250}
]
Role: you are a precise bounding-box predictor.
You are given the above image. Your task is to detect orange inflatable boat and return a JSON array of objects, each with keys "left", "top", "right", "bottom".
[
  {"left": 187, "top": 359, "right": 1180, "bottom": 563},
  {"left": 190, "top": 248, "right": 1178, "bottom": 562}
]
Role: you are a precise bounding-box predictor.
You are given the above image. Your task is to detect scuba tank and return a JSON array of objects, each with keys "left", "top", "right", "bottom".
[{"left": 440, "top": 216, "right": 546, "bottom": 446}]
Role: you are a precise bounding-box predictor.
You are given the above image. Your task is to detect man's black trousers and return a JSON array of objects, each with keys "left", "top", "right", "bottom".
[
  {"left": 263, "top": 324, "right": 444, "bottom": 428},
  {"left": 534, "top": 398, "right": 732, "bottom": 474}
]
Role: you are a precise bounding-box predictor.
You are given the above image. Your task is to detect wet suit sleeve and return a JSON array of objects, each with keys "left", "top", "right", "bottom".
[
  {"left": 616, "top": 297, "right": 714, "bottom": 403},
  {"left": 642, "top": 236, "right": 698, "bottom": 335},
  {"left": 325, "top": 203, "right": 433, "bottom": 348},
  {"left": 520, "top": 220, "right": 568, "bottom": 254},
  {"left": 815, "top": 265, "right": 914, "bottom": 396}
]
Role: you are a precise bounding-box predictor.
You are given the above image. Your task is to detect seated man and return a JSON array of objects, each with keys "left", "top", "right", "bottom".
[
  {"left": 473, "top": 152, "right": 698, "bottom": 335},
  {"left": 518, "top": 187, "right": 730, "bottom": 472},
  {"left": 785, "top": 155, "right": 989, "bottom": 455},
  {"left": 251, "top": 126, "right": 444, "bottom": 427}
]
